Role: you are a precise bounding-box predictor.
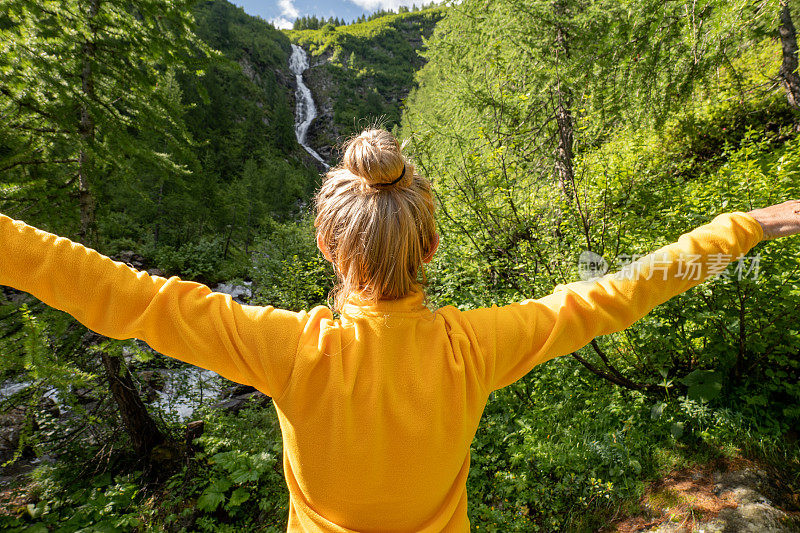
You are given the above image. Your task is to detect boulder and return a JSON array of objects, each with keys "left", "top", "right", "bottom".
[{"left": 211, "top": 391, "right": 270, "bottom": 414}]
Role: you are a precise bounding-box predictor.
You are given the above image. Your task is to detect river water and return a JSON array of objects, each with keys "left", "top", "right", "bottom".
[{"left": 289, "top": 44, "right": 329, "bottom": 168}]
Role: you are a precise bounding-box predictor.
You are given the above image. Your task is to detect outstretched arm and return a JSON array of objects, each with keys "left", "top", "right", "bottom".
[
  {"left": 461, "top": 204, "right": 800, "bottom": 391},
  {"left": 747, "top": 199, "right": 800, "bottom": 240},
  {"left": 0, "top": 215, "right": 309, "bottom": 398}
]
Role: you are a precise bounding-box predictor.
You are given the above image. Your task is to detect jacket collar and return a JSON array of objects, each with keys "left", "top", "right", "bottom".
[{"left": 341, "top": 290, "right": 430, "bottom": 316}]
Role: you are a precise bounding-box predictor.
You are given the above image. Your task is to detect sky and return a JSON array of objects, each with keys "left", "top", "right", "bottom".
[{"left": 231, "top": 0, "right": 428, "bottom": 29}]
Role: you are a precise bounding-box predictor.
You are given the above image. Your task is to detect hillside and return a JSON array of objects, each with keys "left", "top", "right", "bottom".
[
  {"left": 401, "top": 0, "right": 800, "bottom": 528},
  {"left": 289, "top": 7, "right": 446, "bottom": 162}
]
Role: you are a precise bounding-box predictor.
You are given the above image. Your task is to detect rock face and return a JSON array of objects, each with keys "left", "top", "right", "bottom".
[
  {"left": 291, "top": 10, "right": 445, "bottom": 165},
  {"left": 238, "top": 54, "right": 294, "bottom": 129},
  {"left": 304, "top": 55, "right": 340, "bottom": 164},
  {"left": 707, "top": 468, "right": 799, "bottom": 533}
]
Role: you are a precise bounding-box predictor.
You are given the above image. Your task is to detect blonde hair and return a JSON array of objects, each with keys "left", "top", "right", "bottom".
[{"left": 314, "top": 128, "right": 437, "bottom": 310}]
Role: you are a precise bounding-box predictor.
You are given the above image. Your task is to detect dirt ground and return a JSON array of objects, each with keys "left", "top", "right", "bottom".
[{"left": 610, "top": 457, "right": 800, "bottom": 533}]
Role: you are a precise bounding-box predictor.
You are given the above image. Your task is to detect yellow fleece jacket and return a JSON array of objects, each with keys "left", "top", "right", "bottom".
[{"left": 0, "top": 212, "right": 763, "bottom": 531}]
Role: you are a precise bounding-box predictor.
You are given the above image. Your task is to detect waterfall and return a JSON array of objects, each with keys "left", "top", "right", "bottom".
[{"left": 289, "top": 44, "right": 329, "bottom": 168}]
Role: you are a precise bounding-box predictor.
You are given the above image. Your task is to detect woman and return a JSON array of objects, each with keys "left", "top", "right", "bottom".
[{"left": 0, "top": 128, "right": 798, "bottom": 531}]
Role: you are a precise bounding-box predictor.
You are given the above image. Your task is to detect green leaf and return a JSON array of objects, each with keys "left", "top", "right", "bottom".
[
  {"left": 228, "top": 487, "right": 250, "bottom": 507},
  {"left": 197, "top": 490, "right": 226, "bottom": 512},
  {"left": 680, "top": 370, "right": 723, "bottom": 402},
  {"left": 230, "top": 468, "right": 259, "bottom": 484},
  {"left": 650, "top": 402, "right": 666, "bottom": 420}
]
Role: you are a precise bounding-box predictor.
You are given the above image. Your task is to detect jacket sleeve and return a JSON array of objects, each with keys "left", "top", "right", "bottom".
[
  {"left": 461, "top": 212, "right": 764, "bottom": 391},
  {"left": 0, "top": 214, "right": 307, "bottom": 398}
]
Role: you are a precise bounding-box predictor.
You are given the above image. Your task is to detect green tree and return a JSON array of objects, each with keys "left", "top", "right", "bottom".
[
  {"left": 0, "top": 0, "right": 210, "bottom": 460},
  {"left": 403, "top": 0, "right": 784, "bottom": 390},
  {"left": 779, "top": 1, "right": 800, "bottom": 107}
]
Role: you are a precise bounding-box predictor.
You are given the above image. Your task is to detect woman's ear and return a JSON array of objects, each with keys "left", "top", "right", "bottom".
[
  {"left": 423, "top": 233, "right": 439, "bottom": 264},
  {"left": 316, "top": 233, "right": 333, "bottom": 262}
]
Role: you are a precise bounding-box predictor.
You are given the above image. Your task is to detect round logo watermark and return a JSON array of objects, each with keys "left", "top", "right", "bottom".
[{"left": 578, "top": 250, "right": 609, "bottom": 281}]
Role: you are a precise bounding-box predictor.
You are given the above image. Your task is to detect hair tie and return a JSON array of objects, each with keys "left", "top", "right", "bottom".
[{"left": 370, "top": 164, "right": 405, "bottom": 188}]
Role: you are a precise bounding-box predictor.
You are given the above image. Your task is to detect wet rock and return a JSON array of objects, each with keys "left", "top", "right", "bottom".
[
  {"left": 211, "top": 391, "right": 269, "bottom": 414},
  {"left": 221, "top": 384, "right": 257, "bottom": 399},
  {"left": 73, "top": 386, "right": 101, "bottom": 405},
  {"left": 0, "top": 407, "right": 35, "bottom": 464},
  {"left": 213, "top": 282, "right": 253, "bottom": 303},
  {"left": 138, "top": 370, "right": 166, "bottom": 392},
  {"left": 131, "top": 368, "right": 168, "bottom": 404},
  {"left": 113, "top": 250, "right": 146, "bottom": 269},
  {"left": 147, "top": 367, "right": 226, "bottom": 421},
  {"left": 38, "top": 397, "right": 59, "bottom": 419},
  {"left": 1, "top": 287, "right": 32, "bottom": 304},
  {"left": 185, "top": 420, "right": 204, "bottom": 446}
]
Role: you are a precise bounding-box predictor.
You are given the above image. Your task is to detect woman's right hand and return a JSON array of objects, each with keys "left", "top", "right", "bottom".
[{"left": 747, "top": 200, "right": 800, "bottom": 241}]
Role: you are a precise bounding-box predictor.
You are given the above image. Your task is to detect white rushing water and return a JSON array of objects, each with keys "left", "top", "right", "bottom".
[
  {"left": 289, "top": 44, "right": 329, "bottom": 168},
  {"left": 152, "top": 367, "right": 225, "bottom": 422},
  {"left": 213, "top": 281, "right": 252, "bottom": 303},
  {"left": 0, "top": 368, "right": 222, "bottom": 422},
  {"left": 0, "top": 380, "right": 32, "bottom": 399}
]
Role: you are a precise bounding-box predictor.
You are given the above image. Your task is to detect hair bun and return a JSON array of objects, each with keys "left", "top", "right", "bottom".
[{"left": 343, "top": 129, "right": 411, "bottom": 188}]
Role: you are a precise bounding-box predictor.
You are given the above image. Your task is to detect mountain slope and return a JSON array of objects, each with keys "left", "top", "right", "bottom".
[{"left": 289, "top": 7, "right": 446, "bottom": 162}]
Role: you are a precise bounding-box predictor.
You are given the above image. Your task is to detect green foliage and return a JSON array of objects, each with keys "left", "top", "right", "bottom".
[
  {"left": 680, "top": 370, "right": 723, "bottom": 402},
  {"left": 91, "top": 0, "right": 317, "bottom": 260},
  {"left": 293, "top": 15, "right": 345, "bottom": 30},
  {"left": 149, "top": 236, "right": 228, "bottom": 282},
  {"left": 0, "top": 0, "right": 318, "bottom": 266},
  {"left": 402, "top": 1, "right": 800, "bottom": 528},
  {"left": 0, "top": 303, "right": 101, "bottom": 464},
  {"left": 157, "top": 404, "right": 289, "bottom": 531},
  {"left": 0, "top": 467, "right": 150, "bottom": 532},
  {"left": 290, "top": 7, "right": 446, "bottom": 142},
  {"left": 250, "top": 217, "right": 334, "bottom": 311},
  {"left": 0, "top": 0, "right": 209, "bottom": 231},
  {"left": 403, "top": 0, "right": 800, "bottom": 402}
]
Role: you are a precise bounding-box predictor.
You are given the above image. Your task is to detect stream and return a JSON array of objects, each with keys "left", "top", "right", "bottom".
[
  {"left": 289, "top": 44, "right": 329, "bottom": 168},
  {"left": 0, "top": 283, "right": 254, "bottom": 423}
]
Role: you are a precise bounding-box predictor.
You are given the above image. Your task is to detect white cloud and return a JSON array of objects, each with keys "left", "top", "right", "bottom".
[
  {"left": 270, "top": 16, "right": 294, "bottom": 29},
  {"left": 348, "top": 0, "right": 420, "bottom": 10},
  {"left": 278, "top": 0, "right": 299, "bottom": 18}
]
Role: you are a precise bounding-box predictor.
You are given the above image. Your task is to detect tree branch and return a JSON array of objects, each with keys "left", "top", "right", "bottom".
[{"left": 0, "top": 158, "right": 79, "bottom": 172}]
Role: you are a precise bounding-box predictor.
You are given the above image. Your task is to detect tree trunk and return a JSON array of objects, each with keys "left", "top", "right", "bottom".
[
  {"left": 223, "top": 212, "right": 236, "bottom": 259},
  {"left": 779, "top": 1, "right": 800, "bottom": 108},
  {"left": 154, "top": 180, "right": 164, "bottom": 245},
  {"left": 78, "top": 31, "right": 96, "bottom": 242},
  {"left": 551, "top": 0, "right": 575, "bottom": 202},
  {"left": 245, "top": 204, "right": 253, "bottom": 255},
  {"left": 554, "top": 90, "right": 575, "bottom": 201},
  {"left": 79, "top": 0, "right": 168, "bottom": 459},
  {"left": 100, "top": 350, "right": 165, "bottom": 456}
]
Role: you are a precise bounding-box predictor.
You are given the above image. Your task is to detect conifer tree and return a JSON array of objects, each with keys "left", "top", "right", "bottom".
[
  {"left": 0, "top": 0, "right": 210, "bottom": 460},
  {"left": 403, "top": 0, "right": 775, "bottom": 391},
  {"left": 779, "top": 1, "right": 800, "bottom": 107}
]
